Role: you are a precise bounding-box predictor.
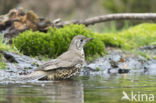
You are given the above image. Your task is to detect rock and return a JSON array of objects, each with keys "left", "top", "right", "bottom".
[
  {"left": 0, "top": 49, "right": 156, "bottom": 81},
  {"left": 144, "top": 60, "right": 156, "bottom": 75},
  {"left": 118, "top": 69, "right": 130, "bottom": 74},
  {"left": 82, "top": 49, "right": 156, "bottom": 77},
  {"left": 2, "top": 51, "right": 41, "bottom": 74},
  {"left": 139, "top": 45, "right": 156, "bottom": 59},
  {"left": 108, "top": 68, "right": 118, "bottom": 74},
  {"left": 140, "top": 45, "right": 156, "bottom": 50},
  {"left": 0, "top": 69, "right": 9, "bottom": 81}
]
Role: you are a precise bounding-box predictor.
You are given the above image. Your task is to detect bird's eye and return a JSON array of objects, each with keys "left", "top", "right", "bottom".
[{"left": 80, "top": 39, "right": 83, "bottom": 42}]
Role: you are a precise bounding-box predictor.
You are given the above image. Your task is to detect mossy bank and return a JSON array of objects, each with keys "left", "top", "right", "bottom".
[
  {"left": 13, "top": 24, "right": 105, "bottom": 60},
  {"left": 13, "top": 23, "right": 156, "bottom": 59},
  {"left": 95, "top": 23, "right": 156, "bottom": 50},
  {"left": 1, "top": 23, "right": 156, "bottom": 69}
]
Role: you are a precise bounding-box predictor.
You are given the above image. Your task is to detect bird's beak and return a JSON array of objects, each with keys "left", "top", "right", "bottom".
[{"left": 86, "top": 38, "right": 93, "bottom": 42}]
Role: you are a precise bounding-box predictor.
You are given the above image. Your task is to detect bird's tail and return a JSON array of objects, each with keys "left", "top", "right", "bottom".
[{"left": 17, "top": 71, "right": 47, "bottom": 81}]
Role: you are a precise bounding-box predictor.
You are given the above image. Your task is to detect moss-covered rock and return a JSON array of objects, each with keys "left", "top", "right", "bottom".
[
  {"left": 96, "top": 23, "right": 156, "bottom": 50},
  {"left": 1, "top": 23, "right": 156, "bottom": 69},
  {"left": 13, "top": 24, "right": 105, "bottom": 60},
  {"left": 13, "top": 23, "right": 156, "bottom": 60}
]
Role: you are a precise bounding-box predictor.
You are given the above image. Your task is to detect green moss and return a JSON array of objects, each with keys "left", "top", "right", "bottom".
[
  {"left": 0, "top": 54, "right": 6, "bottom": 69},
  {"left": 132, "top": 49, "right": 156, "bottom": 60},
  {"left": 0, "top": 62, "right": 6, "bottom": 69},
  {"left": 95, "top": 67, "right": 101, "bottom": 71},
  {"left": 121, "top": 23, "right": 156, "bottom": 48},
  {"left": 133, "top": 50, "right": 150, "bottom": 59},
  {"left": 95, "top": 23, "right": 156, "bottom": 50},
  {"left": 13, "top": 23, "right": 156, "bottom": 60},
  {"left": 13, "top": 24, "right": 105, "bottom": 60},
  {"left": 0, "top": 37, "right": 17, "bottom": 52},
  {"left": 95, "top": 33, "right": 130, "bottom": 49},
  {"left": 0, "top": 36, "right": 18, "bottom": 69}
]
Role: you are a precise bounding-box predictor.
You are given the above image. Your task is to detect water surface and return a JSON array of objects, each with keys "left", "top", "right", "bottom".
[{"left": 0, "top": 74, "right": 156, "bottom": 103}]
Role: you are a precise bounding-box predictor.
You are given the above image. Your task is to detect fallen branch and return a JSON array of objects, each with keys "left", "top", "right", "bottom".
[
  {"left": 54, "top": 13, "right": 156, "bottom": 27},
  {"left": 1, "top": 9, "right": 156, "bottom": 41}
]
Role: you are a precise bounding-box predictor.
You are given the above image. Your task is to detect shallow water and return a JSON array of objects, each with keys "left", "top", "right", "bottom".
[{"left": 0, "top": 74, "right": 156, "bottom": 103}]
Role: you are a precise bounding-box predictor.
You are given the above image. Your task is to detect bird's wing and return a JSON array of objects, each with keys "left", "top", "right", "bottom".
[
  {"left": 36, "top": 51, "right": 83, "bottom": 71},
  {"left": 35, "top": 59, "right": 57, "bottom": 70},
  {"left": 43, "top": 59, "right": 82, "bottom": 71}
]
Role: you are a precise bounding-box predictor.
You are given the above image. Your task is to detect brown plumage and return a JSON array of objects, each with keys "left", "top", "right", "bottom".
[{"left": 20, "top": 35, "right": 93, "bottom": 80}]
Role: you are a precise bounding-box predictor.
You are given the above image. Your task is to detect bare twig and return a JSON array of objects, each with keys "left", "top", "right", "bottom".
[{"left": 54, "top": 13, "right": 156, "bottom": 27}]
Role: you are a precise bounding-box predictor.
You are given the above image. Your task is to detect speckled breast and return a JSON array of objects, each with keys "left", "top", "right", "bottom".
[{"left": 48, "top": 64, "right": 82, "bottom": 80}]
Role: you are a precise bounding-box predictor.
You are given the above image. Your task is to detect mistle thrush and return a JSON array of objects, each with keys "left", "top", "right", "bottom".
[{"left": 21, "top": 35, "right": 93, "bottom": 80}]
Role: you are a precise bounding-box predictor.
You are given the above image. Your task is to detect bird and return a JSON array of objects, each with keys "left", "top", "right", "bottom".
[{"left": 20, "top": 35, "right": 93, "bottom": 80}]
